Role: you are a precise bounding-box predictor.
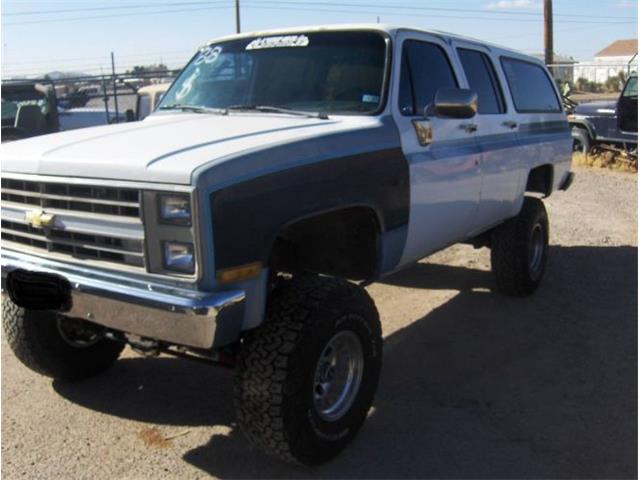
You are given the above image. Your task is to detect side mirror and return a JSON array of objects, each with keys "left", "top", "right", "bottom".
[
  {"left": 125, "top": 109, "right": 135, "bottom": 122},
  {"left": 432, "top": 88, "right": 478, "bottom": 119}
]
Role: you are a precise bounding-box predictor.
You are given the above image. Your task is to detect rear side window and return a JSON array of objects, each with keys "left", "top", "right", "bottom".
[
  {"left": 458, "top": 49, "right": 505, "bottom": 114},
  {"left": 399, "top": 40, "right": 458, "bottom": 116},
  {"left": 500, "top": 57, "right": 561, "bottom": 113}
]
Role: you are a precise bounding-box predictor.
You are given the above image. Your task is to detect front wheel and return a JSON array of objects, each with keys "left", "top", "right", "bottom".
[
  {"left": 491, "top": 197, "right": 549, "bottom": 296},
  {"left": 2, "top": 297, "right": 124, "bottom": 380},
  {"left": 234, "top": 275, "right": 382, "bottom": 465},
  {"left": 571, "top": 127, "right": 591, "bottom": 155}
]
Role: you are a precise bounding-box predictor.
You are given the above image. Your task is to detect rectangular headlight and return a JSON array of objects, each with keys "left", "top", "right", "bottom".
[
  {"left": 159, "top": 194, "right": 191, "bottom": 226},
  {"left": 163, "top": 241, "right": 195, "bottom": 274}
]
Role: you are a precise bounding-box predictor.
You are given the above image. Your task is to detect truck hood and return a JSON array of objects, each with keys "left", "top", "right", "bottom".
[
  {"left": 574, "top": 100, "right": 617, "bottom": 116},
  {"left": 1, "top": 112, "right": 372, "bottom": 185}
]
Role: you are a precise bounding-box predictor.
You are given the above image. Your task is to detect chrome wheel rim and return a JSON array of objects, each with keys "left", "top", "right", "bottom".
[
  {"left": 313, "top": 330, "right": 364, "bottom": 422},
  {"left": 529, "top": 223, "right": 544, "bottom": 275}
]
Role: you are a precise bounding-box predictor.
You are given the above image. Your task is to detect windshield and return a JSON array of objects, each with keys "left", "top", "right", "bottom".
[
  {"left": 1, "top": 88, "right": 49, "bottom": 121},
  {"left": 623, "top": 76, "right": 638, "bottom": 98},
  {"left": 158, "top": 31, "right": 388, "bottom": 115}
]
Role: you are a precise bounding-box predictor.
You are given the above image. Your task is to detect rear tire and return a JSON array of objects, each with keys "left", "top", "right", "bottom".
[
  {"left": 491, "top": 197, "right": 549, "bottom": 297},
  {"left": 2, "top": 297, "right": 124, "bottom": 380},
  {"left": 234, "top": 275, "right": 382, "bottom": 465}
]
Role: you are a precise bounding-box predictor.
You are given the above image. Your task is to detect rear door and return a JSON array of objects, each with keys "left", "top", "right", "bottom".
[
  {"left": 392, "top": 31, "right": 482, "bottom": 266},
  {"left": 453, "top": 42, "right": 522, "bottom": 230}
]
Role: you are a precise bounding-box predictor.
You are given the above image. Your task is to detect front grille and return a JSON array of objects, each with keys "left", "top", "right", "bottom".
[
  {"left": 1, "top": 178, "right": 140, "bottom": 218},
  {"left": 1, "top": 177, "right": 145, "bottom": 270}
]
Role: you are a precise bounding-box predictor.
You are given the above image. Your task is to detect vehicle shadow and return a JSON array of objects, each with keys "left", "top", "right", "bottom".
[{"left": 53, "top": 245, "right": 638, "bottom": 479}]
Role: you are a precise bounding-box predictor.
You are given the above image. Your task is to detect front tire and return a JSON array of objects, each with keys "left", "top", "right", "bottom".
[
  {"left": 571, "top": 127, "right": 591, "bottom": 155},
  {"left": 491, "top": 197, "right": 549, "bottom": 296},
  {"left": 2, "top": 297, "right": 124, "bottom": 380},
  {"left": 234, "top": 275, "right": 382, "bottom": 465}
]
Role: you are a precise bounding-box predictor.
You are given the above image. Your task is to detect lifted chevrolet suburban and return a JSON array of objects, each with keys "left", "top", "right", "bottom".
[{"left": 1, "top": 25, "right": 573, "bottom": 465}]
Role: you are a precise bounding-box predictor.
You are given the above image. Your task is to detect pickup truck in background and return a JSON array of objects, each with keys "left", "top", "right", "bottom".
[{"left": 569, "top": 75, "right": 638, "bottom": 157}]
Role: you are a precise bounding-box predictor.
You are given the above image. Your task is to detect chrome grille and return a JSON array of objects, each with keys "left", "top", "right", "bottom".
[
  {"left": 1, "top": 176, "right": 145, "bottom": 270},
  {"left": 1, "top": 178, "right": 140, "bottom": 218}
]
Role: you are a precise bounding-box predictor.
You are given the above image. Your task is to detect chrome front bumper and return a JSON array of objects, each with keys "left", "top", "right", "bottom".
[{"left": 1, "top": 249, "right": 245, "bottom": 349}]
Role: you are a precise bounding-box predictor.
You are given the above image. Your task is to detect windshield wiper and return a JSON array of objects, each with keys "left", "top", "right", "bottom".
[
  {"left": 159, "top": 104, "right": 228, "bottom": 115},
  {"left": 226, "top": 104, "right": 329, "bottom": 120}
]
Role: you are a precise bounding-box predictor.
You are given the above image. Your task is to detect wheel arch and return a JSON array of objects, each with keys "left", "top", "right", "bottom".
[
  {"left": 269, "top": 204, "right": 384, "bottom": 281},
  {"left": 569, "top": 119, "right": 595, "bottom": 139},
  {"left": 526, "top": 163, "right": 554, "bottom": 197}
]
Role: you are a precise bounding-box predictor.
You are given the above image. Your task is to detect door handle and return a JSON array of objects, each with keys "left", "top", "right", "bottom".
[
  {"left": 502, "top": 120, "right": 518, "bottom": 129},
  {"left": 460, "top": 123, "right": 478, "bottom": 133}
]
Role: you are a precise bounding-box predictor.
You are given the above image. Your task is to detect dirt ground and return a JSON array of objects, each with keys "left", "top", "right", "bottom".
[{"left": 1, "top": 166, "right": 637, "bottom": 479}]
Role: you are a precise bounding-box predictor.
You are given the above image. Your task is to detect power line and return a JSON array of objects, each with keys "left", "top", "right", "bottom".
[
  {"left": 2, "top": 5, "right": 233, "bottom": 25},
  {"left": 239, "top": 3, "right": 636, "bottom": 24},
  {"left": 2, "top": 1, "right": 230, "bottom": 16},
  {"left": 3, "top": 0, "right": 635, "bottom": 20},
  {"left": 249, "top": 0, "right": 636, "bottom": 20}
]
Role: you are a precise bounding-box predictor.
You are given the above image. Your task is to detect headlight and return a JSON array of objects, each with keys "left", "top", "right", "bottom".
[
  {"left": 159, "top": 194, "right": 191, "bottom": 226},
  {"left": 163, "top": 241, "right": 195, "bottom": 273}
]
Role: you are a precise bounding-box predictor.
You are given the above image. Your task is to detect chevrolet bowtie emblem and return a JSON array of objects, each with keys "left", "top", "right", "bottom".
[{"left": 25, "top": 209, "right": 55, "bottom": 228}]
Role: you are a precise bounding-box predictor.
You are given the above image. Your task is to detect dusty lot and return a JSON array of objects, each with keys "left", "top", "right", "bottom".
[{"left": 2, "top": 166, "right": 637, "bottom": 479}]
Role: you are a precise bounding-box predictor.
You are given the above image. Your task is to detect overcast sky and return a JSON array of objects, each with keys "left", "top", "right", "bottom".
[{"left": 1, "top": 0, "right": 637, "bottom": 78}]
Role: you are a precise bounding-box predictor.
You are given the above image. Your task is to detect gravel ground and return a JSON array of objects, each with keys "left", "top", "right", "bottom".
[{"left": 1, "top": 166, "right": 637, "bottom": 479}]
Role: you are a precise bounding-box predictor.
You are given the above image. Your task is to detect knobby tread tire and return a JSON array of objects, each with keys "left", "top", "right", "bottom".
[
  {"left": 491, "top": 197, "right": 549, "bottom": 297},
  {"left": 2, "top": 297, "right": 124, "bottom": 380},
  {"left": 234, "top": 275, "right": 382, "bottom": 465}
]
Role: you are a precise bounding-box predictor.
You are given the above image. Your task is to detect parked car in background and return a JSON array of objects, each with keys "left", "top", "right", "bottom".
[
  {"left": 1, "top": 82, "right": 59, "bottom": 142},
  {"left": 568, "top": 75, "right": 637, "bottom": 156},
  {"left": 1, "top": 25, "right": 573, "bottom": 465}
]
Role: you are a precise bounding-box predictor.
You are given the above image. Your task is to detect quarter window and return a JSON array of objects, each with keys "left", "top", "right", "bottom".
[
  {"left": 399, "top": 40, "right": 458, "bottom": 116},
  {"left": 500, "top": 57, "right": 561, "bottom": 112},
  {"left": 458, "top": 49, "right": 505, "bottom": 114}
]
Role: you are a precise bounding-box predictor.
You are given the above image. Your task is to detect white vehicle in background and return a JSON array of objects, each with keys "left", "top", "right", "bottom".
[{"left": 135, "top": 83, "right": 171, "bottom": 120}]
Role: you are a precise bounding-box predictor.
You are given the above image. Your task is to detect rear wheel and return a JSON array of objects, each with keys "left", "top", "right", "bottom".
[
  {"left": 491, "top": 197, "right": 549, "bottom": 296},
  {"left": 2, "top": 297, "right": 124, "bottom": 380},
  {"left": 234, "top": 275, "right": 382, "bottom": 465}
]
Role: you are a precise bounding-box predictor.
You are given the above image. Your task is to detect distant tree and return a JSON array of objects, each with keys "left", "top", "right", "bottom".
[{"left": 126, "top": 63, "right": 169, "bottom": 76}]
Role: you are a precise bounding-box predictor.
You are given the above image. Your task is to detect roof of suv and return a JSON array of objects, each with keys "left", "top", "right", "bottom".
[{"left": 205, "top": 23, "right": 535, "bottom": 62}]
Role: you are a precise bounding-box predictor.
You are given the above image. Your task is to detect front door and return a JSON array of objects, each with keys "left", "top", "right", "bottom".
[{"left": 392, "top": 32, "right": 482, "bottom": 266}]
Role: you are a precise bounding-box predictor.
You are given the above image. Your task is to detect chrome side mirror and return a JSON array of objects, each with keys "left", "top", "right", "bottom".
[{"left": 432, "top": 88, "right": 478, "bottom": 119}]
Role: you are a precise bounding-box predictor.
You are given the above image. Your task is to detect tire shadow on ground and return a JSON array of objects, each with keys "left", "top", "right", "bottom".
[{"left": 53, "top": 245, "right": 638, "bottom": 479}]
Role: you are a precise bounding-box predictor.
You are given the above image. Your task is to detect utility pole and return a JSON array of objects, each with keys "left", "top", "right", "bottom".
[
  {"left": 111, "top": 51, "right": 119, "bottom": 123},
  {"left": 544, "top": 0, "right": 554, "bottom": 74},
  {"left": 235, "top": 0, "right": 241, "bottom": 34}
]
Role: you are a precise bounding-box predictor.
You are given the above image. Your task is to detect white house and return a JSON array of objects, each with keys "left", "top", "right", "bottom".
[{"left": 573, "top": 39, "right": 638, "bottom": 84}]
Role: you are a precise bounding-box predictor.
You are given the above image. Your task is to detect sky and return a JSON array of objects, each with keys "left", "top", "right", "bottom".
[{"left": 1, "top": 0, "right": 638, "bottom": 78}]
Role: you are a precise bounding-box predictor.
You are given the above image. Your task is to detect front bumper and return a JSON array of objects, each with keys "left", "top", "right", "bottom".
[{"left": 1, "top": 249, "right": 245, "bottom": 349}]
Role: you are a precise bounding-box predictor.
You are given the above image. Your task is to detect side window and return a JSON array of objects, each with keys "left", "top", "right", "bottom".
[
  {"left": 458, "top": 49, "right": 505, "bottom": 114},
  {"left": 500, "top": 57, "right": 561, "bottom": 113},
  {"left": 399, "top": 40, "right": 458, "bottom": 116}
]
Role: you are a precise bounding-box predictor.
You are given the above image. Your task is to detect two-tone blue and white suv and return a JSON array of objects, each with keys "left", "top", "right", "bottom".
[{"left": 1, "top": 25, "right": 573, "bottom": 464}]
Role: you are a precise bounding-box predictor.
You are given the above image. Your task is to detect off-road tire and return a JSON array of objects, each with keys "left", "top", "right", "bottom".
[
  {"left": 2, "top": 297, "right": 124, "bottom": 380},
  {"left": 491, "top": 197, "right": 549, "bottom": 296},
  {"left": 234, "top": 275, "right": 382, "bottom": 465}
]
